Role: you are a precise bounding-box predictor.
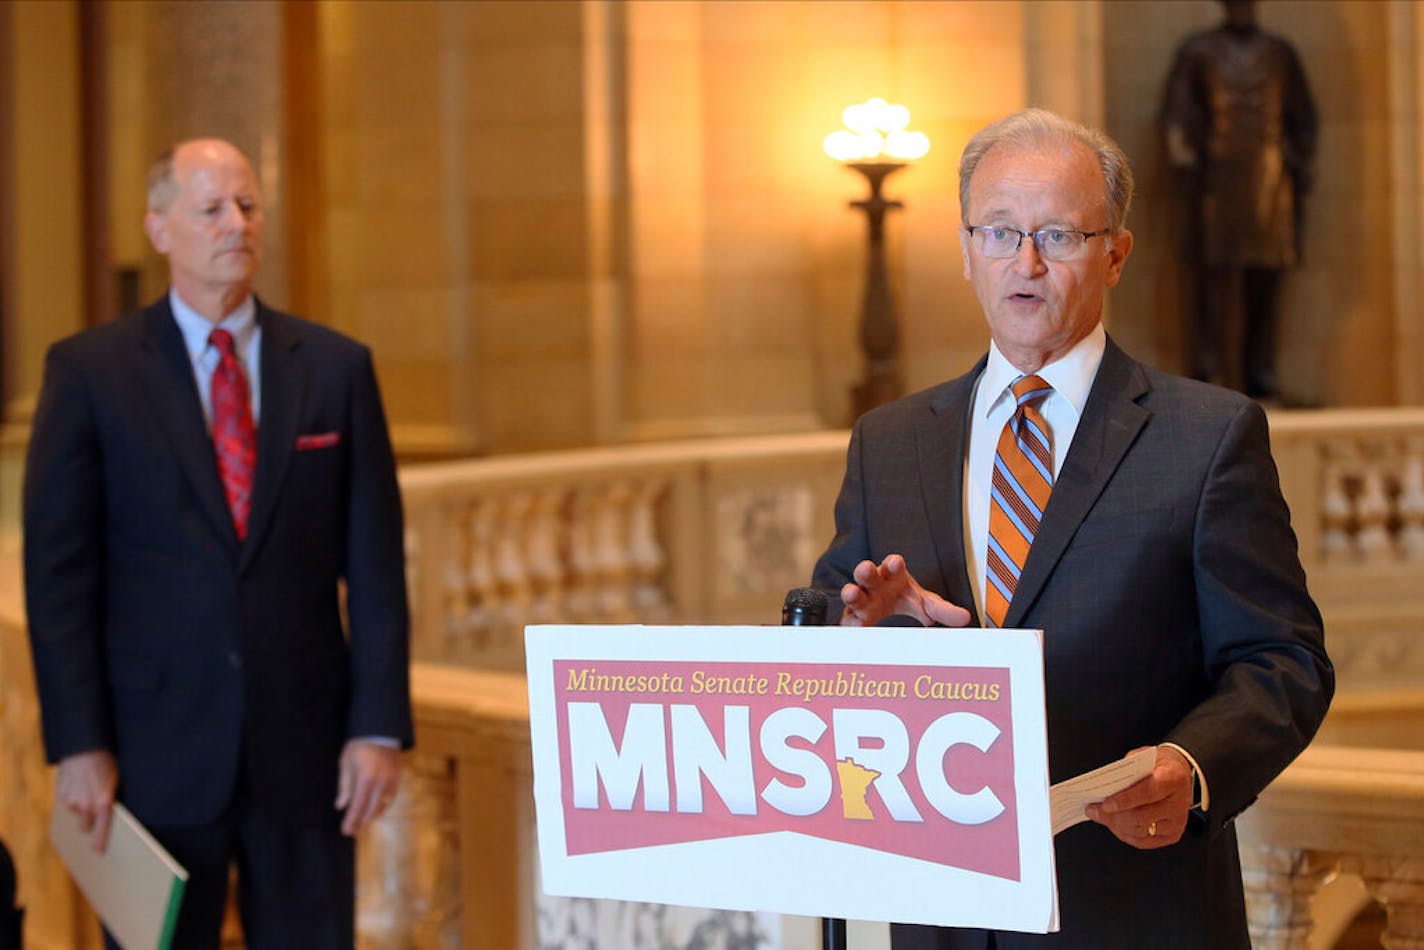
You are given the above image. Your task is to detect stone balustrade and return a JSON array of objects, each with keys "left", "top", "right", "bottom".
[
  {"left": 1239, "top": 745, "right": 1424, "bottom": 949},
  {"left": 402, "top": 409, "right": 1424, "bottom": 683},
  {"left": 378, "top": 671, "right": 1424, "bottom": 950},
  {"left": 1271, "top": 410, "right": 1424, "bottom": 688},
  {"left": 2, "top": 406, "right": 1424, "bottom": 947},
  {"left": 398, "top": 432, "right": 847, "bottom": 670}
]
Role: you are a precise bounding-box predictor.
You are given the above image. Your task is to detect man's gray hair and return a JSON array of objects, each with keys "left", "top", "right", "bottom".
[
  {"left": 146, "top": 147, "right": 179, "bottom": 213},
  {"left": 958, "top": 108, "right": 1135, "bottom": 232}
]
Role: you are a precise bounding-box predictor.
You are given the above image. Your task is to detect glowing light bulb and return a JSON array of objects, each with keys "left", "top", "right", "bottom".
[
  {"left": 863, "top": 98, "right": 891, "bottom": 131},
  {"left": 883, "top": 104, "right": 911, "bottom": 132},
  {"left": 885, "top": 129, "right": 930, "bottom": 161},
  {"left": 827, "top": 98, "right": 930, "bottom": 163},
  {"left": 823, "top": 130, "right": 861, "bottom": 161},
  {"left": 842, "top": 101, "right": 872, "bottom": 134}
]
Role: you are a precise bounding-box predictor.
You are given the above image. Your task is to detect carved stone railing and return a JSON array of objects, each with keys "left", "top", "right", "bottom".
[
  {"left": 4, "top": 407, "right": 1424, "bottom": 947},
  {"left": 1239, "top": 744, "right": 1424, "bottom": 949},
  {"left": 373, "top": 668, "right": 1424, "bottom": 950},
  {"left": 377, "top": 669, "right": 1424, "bottom": 950},
  {"left": 384, "top": 409, "right": 1424, "bottom": 947},
  {"left": 1272, "top": 409, "right": 1424, "bottom": 687},
  {"left": 0, "top": 548, "right": 103, "bottom": 950},
  {"left": 1239, "top": 689, "right": 1424, "bottom": 950},
  {"left": 401, "top": 410, "right": 1424, "bottom": 684},
  {"left": 398, "top": 433, "right": 847, "bottom": 670},
  {"left": 360, "top": 663, "right": 530, "bottom": 949}
]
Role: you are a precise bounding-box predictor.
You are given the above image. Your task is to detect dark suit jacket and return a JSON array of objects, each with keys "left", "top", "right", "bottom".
[
  {"left": 812, "top": 338, "right": 1333, "bottom": 949},
  {"left": 24, "top": 296, "right": 413, "bottom": 829}
]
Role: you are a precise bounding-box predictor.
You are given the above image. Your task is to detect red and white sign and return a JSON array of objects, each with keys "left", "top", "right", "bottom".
[{"left": 526, "top": 624, "right": 1057, "bottom": 932}]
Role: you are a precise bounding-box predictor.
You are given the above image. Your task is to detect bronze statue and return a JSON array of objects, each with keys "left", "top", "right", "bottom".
[{"left": 1162, "top": 0, "right": 1317, "bottom": 400}]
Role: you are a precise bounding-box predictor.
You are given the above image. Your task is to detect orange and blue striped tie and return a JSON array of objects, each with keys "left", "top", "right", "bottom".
[{"left": 985, "top": 375, "right": 1054, "bottom": 627}]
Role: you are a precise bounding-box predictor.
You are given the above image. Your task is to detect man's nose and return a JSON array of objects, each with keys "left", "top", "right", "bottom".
[
  {"left": 1012, "top": 234, "right": 1048, "bottom": 275},
  {"left": 218, "top": 200, "right": 248, "bottom": 230}
]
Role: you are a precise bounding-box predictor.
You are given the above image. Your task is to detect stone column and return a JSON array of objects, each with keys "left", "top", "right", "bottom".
[{"left": 141, "top": 0, "right": 291, "bottom": 305}]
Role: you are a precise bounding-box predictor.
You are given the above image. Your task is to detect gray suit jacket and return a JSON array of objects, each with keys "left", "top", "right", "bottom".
[{"left": 812, "top": 337, "right": 1333, "bottom": 949}]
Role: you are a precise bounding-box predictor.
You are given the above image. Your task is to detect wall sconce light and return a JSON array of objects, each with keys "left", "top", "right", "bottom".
[{"left": 824, "top": 98, "right": 930, "bottom": 419}]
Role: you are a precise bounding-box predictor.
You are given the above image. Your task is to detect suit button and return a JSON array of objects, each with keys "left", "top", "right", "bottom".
[{"left": 228, "top": 651, "right": 242, "bottom": 670}]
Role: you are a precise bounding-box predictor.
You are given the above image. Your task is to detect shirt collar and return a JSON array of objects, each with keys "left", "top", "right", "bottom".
[
  {"left": 980, "top": 323, "right": 1107, "bottom": 419},
  {"left": 169, "top": 289, "right": 258, "bottom": 362}
]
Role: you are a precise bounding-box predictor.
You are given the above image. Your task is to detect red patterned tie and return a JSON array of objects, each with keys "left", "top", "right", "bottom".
[
  {"left": 209, "top": 328, "right": 257, "bottom": 540},
  {"left": 985, "top": 375, "right": 1054, "bottom": 627}
]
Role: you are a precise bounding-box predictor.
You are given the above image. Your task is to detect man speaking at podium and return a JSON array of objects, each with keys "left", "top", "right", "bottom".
[
  {"left": 24, "top": 139, "right": 411, "bottom": 947},
  {"left": 811, "top": 109, "right": 1332, "bottom": 948}
]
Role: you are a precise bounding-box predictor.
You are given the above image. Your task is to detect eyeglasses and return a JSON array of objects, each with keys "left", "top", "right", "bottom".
[{"left": 965, "top": 225, "right": 1110, "bottom": 262}]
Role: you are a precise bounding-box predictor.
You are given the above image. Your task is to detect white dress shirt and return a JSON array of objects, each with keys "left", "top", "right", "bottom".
[{"left": 963, "top": 323, "right": 1106, "bottom": 620}]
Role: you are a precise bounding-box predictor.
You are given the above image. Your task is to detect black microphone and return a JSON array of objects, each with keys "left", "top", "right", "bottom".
[
  {"left": 781, "top": 584, "right": 841, "bottom": 950},
  {"left": 782, "top": 587, "right": 828, "bottom": 626}
]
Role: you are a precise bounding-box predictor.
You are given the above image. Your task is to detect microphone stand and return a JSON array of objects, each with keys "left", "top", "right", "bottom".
[{"left": 781, "top": 589, "right": 849, "bottom": 950}]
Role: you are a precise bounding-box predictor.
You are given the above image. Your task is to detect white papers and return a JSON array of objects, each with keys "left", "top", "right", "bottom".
[
  {"left": 50, "top": 802, "right": 188, "bottom": 950},
  {"left": 1049, "top": 747, "right": 1157, "bottom": 834}
]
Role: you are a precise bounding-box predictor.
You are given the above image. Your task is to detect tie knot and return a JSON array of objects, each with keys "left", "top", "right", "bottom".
[
  {"left": 209, "top": 328, "right": 237, "bottom": 357},
  {"left": 1011, "top": 374, "right": 1052, "bottom": 407}
]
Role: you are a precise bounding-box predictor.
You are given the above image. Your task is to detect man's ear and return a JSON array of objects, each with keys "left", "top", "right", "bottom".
[
  {"left": 959, "top": 228, "right": 972, "bottom": 280},
  {"left": 144, "top": 211, "right": 169, "bottom": 254},
  {"left": 1105, "top": 228, "right": 1134, "bottom": 288}
]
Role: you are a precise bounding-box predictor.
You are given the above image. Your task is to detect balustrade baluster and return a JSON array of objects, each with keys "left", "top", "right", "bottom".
[
  {"left": 357, "top": 753, "right": 461, "bottom": 948},
  {"left": 565, "top": 489, "right": 601, "bottom": 621},
  {"left": 439, "top": 504, "right": 473, "bottom": 658},
  {"left": 627, "top": 480, "right": 670, "bottom": 621},
  {"left": 1320, "top": 456, "right": 1355, "bottom": 563},
  {"left": 465, "top": 500, "right": 500, "bottom": 658},
  {"left": 525, "top": 489, "right": 569, "bottom": 623},
  {"left": 493, "top": 493, "right": 535, "bottom": 637},
  {"left": 593, "top": 482, "right": 636, "bottom": 622},
  {"left": 1242, "top": 844, "right": 1336, "bottom": 949},
  {"left": 1357, "top": 455, "right": 1397, "bottom": 563},
  {"left": 1399, "top": 439, "right": 1424, "bottom": 560},
  {"left": 1359, "top": 856, "right": 1424, "bottom": 950}
]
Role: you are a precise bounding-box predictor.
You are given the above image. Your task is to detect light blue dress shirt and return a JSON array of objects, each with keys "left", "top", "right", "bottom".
[{"left": 169, "top": 290, "right": 262, "bottom": 429}]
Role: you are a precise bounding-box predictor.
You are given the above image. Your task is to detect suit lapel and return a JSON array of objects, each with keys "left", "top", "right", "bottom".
[
  {"left": 241, "top": 304, "right": 307, "bottom": 572},
  {"left": 918, "top": 358, "right": 986, "bottom": 623},
  {"left": 137, "top": 300, "right": 239, "bottom": 548},
  {"left": 1003, "top": 339, "right": 1152, "bottom": 628}
]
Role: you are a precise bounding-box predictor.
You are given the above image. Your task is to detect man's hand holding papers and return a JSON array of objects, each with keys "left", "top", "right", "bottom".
[
  {"left": 1080, "top": 745, "right": 1197, "bottom": 849},
  {"left": 1050, "top": 747, "right": 1154, "bottom": 835}
]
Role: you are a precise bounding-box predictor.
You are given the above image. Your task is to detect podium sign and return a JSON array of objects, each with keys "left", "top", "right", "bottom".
[{"left": 526, "top": 624, "right": 1058, "bottom": 933}]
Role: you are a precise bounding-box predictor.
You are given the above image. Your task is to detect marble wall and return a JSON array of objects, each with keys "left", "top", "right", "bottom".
[
  {"left": 1, "top": 0, "right": 85, "bottom": 420},
  {"left": 620, "top": 1, "right": 1034, "bottom": 437},
  {"left": 313, "top": 1, "right": 609, "bottom": 455},
  {"left": 2, "top": 0, "right": 1422, "bottom": 505}
]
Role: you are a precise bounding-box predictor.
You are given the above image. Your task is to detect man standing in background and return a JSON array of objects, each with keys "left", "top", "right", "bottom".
[{"left": 24, "top": 138, "right": 412, "bottom": 948}]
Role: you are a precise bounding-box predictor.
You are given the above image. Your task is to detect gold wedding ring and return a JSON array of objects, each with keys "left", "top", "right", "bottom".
[{"left": 1148, "top": 821, "right": 1157, "bottom": 837}]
